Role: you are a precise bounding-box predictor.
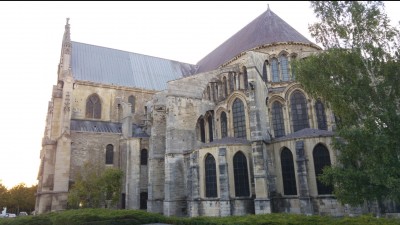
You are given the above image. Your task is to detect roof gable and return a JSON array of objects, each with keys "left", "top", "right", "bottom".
[{"left": 196, "top": 8, "right": 315, "bottom": 73}]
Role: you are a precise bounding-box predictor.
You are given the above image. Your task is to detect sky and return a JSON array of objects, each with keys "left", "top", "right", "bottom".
[{"left": 0, "top": 1, "right": 399, "bottom": 189}]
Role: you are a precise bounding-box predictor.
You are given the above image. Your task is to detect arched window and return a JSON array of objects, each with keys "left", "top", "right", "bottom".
[
  {"left": 128, "top": 95, "right": 135, "bottom": 113},
  {"left": 290, "top": 91, "right": 309, "bottom": 132},
  {"left": 207, "top": 115, "right": 213, "bottom": 142},
  {"left": 315, "top": 100, "right": 327, "bottom": 130},
  {"left": 223, "top": 77, "right": 228, "bottom": 97},
  {"left": 140, "top": 192, "right": 148, "bottom": 209},
  {"left": 271, "top": 58, "right": 279, "bottom": 82},
  {"left": 242, "top": 66, "right": 248, "bottom": 90},
  {"left": 313, "top": 144, "right": 333, "bottom": 195},
  {"left": 86, "top": 94, "right": 101, "bottom": 119},
  {"left": 272, "top": 101, "right": 285, "bottom": 137},
  {"left": 281, "top": 148, "right": 297, "bottom": 195},
  {"left": 262, "top": 60, "right": 268, "bottom": 82},
  {"left": 105, "top": 144, "right": 114, "bottom": 164},
  {"left": 229, "top": 72, "right": 235, "bottom": 93},
  {"left": 220, "top": 112, "right": 228, "bottom": 138},
  {"left": 280, "top": 55, "right": 289, "bottom": 81},
  {"left": 207, "top": 86, "right": 211, "bottom": 100},
  {"left": 205, "top": 154, "right": 217, "bottom": 197},
  {"left": 291, "top": 55, "right": 297, "bottom": 80},
  {"left": 233, "top": 152, "right": 250, "bottom": 197},
  {"left": 140, "top": 149, "right": 148, "bottom": 165},
  {"left": 232, "top": 98, "right": 246, "bottom": 139},
  {"left": 198, "top": 118, "right": 205, "bottom": 143}
]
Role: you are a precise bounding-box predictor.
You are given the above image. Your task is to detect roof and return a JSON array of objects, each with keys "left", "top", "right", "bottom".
[
  {"left": 70, "top": 119, "right": 122, "bottom": 133},
  {"left": 196, "top": 8, "right": 315, "bottom": 73},
  {"left": 273, "top": 128, "right": 334, "bottom": 142},
  {"left": 70, "top": 119, "right": 149, "bottom": 137},
  {"left": 71, "top": 42, "right": 198, "bottom": 90}
]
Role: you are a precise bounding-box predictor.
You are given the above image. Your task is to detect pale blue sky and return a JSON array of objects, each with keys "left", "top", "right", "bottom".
[{"left": 0, "top": 1, "right": 398, "bottom": 189}]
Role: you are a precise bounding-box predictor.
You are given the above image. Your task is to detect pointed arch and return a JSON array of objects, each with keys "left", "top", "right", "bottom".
[
  {"left": 86, "top": 93, "right": 101, "bottom": 119},
  {"left": 272, "top": 101, "right": 285, "bottom": 137},
  {"left": 105, "top": 144, "right": 114, "bottom": 164},
  {"left": 271, "top": 58, "right": 279, "bottom": 82},
  {"left": 229, "top": 72, "right": 235, "bottom": 93},
  {"left": 233, "top": 151, "right": 250, "bottom": 197},
  {"left": 223, "top": 76, "right": 228, "bottom": 97},
  {"left": 128, "top": 95, "right": 135, "bottom": 113},
  {"left": 242, "top": 66, "right": 248, "bottom": 90},
  {"left": 262, "top": 60, "right": 269, "bottom": 82},
  {"left": 232, "top": 98, "right": 246, "bottom": 138},
  {"left": 205, "top": 154, "right": 218, "bottom": 197},
  {"left": 281, "top": 148, "right": 297, "bottom": 195},
  {"left": 280, "top": 54, "right": 289, "bottom": 81},
  {"left": 315, "top": 99, "right": 327, "bottom": 130},
  {"left": 207, "top": 113, "right": 214, "bottom": 142},
  {"left": 197, "top": 117, "right": 206, "bottom": 143},
  {"left": 220, "top": 111, "right": 228, "bottom": 138},
  {"left": 290, "top": 90, "right": 309, "bottom": 132},
  {"left": 313, "top": 144, "right": 333, "bottom": 195}
]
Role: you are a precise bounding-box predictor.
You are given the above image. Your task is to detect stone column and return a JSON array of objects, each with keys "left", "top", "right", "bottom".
[
  {"left": 252, "top": 141, "right": 272, "bottom": 214},
  {"left": 188, "top": 151, "right": 200, "bottom": 217},
  {"left": 218, "top": 148, "right": 231, "bottom": 216},
  {"left": 295, "top": 140, "right": 313, "bottom": 215}
]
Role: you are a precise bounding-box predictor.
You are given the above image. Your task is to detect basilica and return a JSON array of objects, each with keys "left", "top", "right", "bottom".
[{"left": 35, "top": 7, "right": 365, "bottom": 217}]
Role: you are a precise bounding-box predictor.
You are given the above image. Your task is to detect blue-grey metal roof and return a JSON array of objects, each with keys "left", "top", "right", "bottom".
[
  {"left": 273, "top": 128, "right": 334, "bottom": 142},
  {"left": 71, "top": 42, "right": 198, "bottom": 90},
  {"left": 70, "top": 119, "right": 150, "bottom": 137},
  {"left": 196, "top": 8, "right": 317, "bottom": 73},
  {"left": 71, "top": 119, "right": 122, "bottom": 133}
]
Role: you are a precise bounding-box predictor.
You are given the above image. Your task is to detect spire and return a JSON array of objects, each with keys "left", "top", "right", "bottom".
[
  {"left": 59, "top": 18, "right": 72, "bottom": 76},
  {"left": 62, "top": 18, "right": 71, "bottom": 53}
]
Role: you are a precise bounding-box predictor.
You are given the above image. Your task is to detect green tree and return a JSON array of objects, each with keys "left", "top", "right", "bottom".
[
  {"left": 293, "top": 1, "right": 400, "bottom": 210},
  {"left": 6, "top": 183, "right": 37, "bottom": 214},
  {"left": 0, "top": 183, "right": 9, "bottom": 211},
  {"left": 68, "top": 162, "right": 123, "bottom": 209}
]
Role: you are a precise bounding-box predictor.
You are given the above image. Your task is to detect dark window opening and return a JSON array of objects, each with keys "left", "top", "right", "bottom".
[
  {"left": 272, "top": 101, "right": 285, "bottom": 137},
  {"left": 262, "top": 60, "right": 269, "bottom": 82},
  {"left": 105, "top": 144, "right": 114, "bottom": 164},
  {"left": 281, "top": 148, "right": 297, "bottom": 195},
  {"left": 208, "top": 115, "right": 213, "bottom": 142},
  {"left": 271, "top": 58, "right": 279, "bottom": 82},
  {"left": 232, "top": 98, "right": 246, "bottom": 139},
  {"left": 140, "top": 192, "right": 148, "bottom": 209},
  {"left": 128, "top": 95, "right": 135, "bottom": 113},
  {"left": 199, "top": 118, "right": 205, "bottom": 143},
  {"left": 315, "top": 100, "right": 328, "bottom": 130},
  {"left": 86, "top": 94, "right": 101, "bottom": 119},
  {"left": 313, "top": 144, "right": 333, "bottom": 195},
  {"left": 141, "top": 149, "right": 148, "bottom": 165},
  {"left": 205, "top": 154, "right": 218, "bottom": 197},
  {"left": 290, "top": 91, "right": 309, "bottom": 132},
  {"left": 280, "top": 55, "right": 289, "bottom": 81},
  {"left": 233, "top": 152, "right": 250, "bottom": 197},
  {"left": 220, "top": 112, "right": 227, "bottom": 138}
]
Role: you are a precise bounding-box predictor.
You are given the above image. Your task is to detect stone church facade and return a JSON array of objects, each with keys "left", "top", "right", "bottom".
[{"left": 35, "top": 8, "right": 366, "bottom": 217}]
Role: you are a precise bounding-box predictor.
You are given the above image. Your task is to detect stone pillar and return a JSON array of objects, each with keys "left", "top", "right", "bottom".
[
  {"left": 188, "top": 151, "right": 200, "bottom": 217},
  {"left": 218, "top": 148, "right": 231, "bottom": 216},
  {"left": 252, "top": 141, "right": 272, "bottom": 214},
  {"left": 148, "top": 104, "right": 166, "bottom": 213},
  {"left": 164, "top": 153, "right": 186, "bottom": 216},
  {"left": 295, "top": 140, "right": 313, "bottom": 215},
  {"left": 125, "top": 139, "right": 141, "bottom": 209}
]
